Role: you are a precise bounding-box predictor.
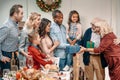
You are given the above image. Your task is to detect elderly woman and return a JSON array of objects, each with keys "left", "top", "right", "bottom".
[{"left": 85, "top": 20, "right": 120, "bottom": 80}]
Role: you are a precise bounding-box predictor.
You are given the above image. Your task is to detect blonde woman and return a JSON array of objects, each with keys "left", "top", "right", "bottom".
[
  {"left": 19, "top": 12, "right": 41, "bottom": 61},
  {"left": 85, "top": 20, "right": 120, "bottom": 80}
]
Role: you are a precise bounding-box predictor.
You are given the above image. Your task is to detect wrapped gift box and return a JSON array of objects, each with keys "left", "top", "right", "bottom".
[{"left": 86, "top": 41, "right": 95, "bottom": 48}]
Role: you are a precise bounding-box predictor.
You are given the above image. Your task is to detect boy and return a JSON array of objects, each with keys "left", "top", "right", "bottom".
[{"left": 28, "top": 31, "right": 53, "bottom": 69}]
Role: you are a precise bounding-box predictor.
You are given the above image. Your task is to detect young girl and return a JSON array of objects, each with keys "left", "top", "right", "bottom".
[
  {"left": 66, "top": 10, "right": 82, "bottom": 45},
  {"left": 28, "top": 31, "right": 53, "bottom": 70},
  {"left": 19, "top": 12, "right": 41, "bottom": 61},
  {"left": 64, "top": 10, "right": 83, "bottom": 80}
]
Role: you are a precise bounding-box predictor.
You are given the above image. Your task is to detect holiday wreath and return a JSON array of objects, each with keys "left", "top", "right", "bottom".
[{"left": 36, "top": 0, "right": 62, "bottom": 12}]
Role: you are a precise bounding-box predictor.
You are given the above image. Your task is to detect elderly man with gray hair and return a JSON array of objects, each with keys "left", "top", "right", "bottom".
[{"left": 79, "top": 18, "right": 107, "bottom": 80}]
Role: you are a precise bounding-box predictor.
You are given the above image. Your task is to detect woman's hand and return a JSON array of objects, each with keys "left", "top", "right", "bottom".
[
  {"left": 54, "top": 40, "right": 60, "bottom": 47},
  {"left": 26, "top": 54, "right": 32, "bottom": 59},
  {"left": 45, "top": 64, "right": 51, "bottom": 69},
  {"left": 25, "top": 52, "right": 32, "bottom": 58},
  {"left": 85, "top": 48, "right": 94, "bottom": 53}
]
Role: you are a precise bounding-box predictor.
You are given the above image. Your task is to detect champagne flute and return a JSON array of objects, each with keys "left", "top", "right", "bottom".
[{"left": 27, "top": 56, "right": 34, "bottom": 69}]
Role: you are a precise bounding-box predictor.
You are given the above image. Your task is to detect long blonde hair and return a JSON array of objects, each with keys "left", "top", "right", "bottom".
[
  {"left": 26, "top": 12, "right": 41, "bottom": 27},
  {"left": 23, "top": 12, "right": 41, "bottom": 33},
  {"left": 94, "top": 20, "right": 113, "bottom": 37}
]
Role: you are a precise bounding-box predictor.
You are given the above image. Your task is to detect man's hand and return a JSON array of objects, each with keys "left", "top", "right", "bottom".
[
  {"left": 1, "top": 56, "right": 10, "bottom": 63},
  {"left": 79, "top": 46, "right": 86, "bottom": 53}
]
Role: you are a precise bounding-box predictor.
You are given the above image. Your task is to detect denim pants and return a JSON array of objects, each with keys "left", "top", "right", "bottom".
[
  {"left": 65, "top": 45, "right": 80, "bottom": 67},
  {"left": 66, "top": 37, "right": 81, "bottom": 67},
  {"left": 59, "top": 58, "right": 66, "bottom": 71},
  {"left": 66, "top": 53, "right": 73, "bottom": 66},
  {"left": 0, "top": 51, "right": 16, "bottom": 71}
]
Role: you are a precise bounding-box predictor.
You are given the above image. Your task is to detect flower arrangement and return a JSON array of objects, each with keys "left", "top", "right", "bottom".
[{"left": 36, "top": 0, "right": 62, "bottom": 12}]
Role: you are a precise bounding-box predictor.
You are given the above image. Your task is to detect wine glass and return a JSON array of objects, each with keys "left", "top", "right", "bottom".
[
  {"left": 27, "top": 56, "right": 34, "bottom": 69},
  {"left": 3, "top": 69, "right": 10, "bottom": 75},
  {"left": 19, "top": 60, "right": 26, "bottom": 69}
]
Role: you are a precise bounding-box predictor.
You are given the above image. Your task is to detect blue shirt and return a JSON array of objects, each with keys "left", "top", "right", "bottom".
[
  {"left": 19, "top": 29, "right": 29, "bottom": 53},
  {"left": 0, "top": 18, "right": 19, "bottom": 60},
  {"left": 18, "top": 27, "right": 31, "bottom": 60},
  {"left": 50, "top": 22, "right": 69, "bottom": 58}
]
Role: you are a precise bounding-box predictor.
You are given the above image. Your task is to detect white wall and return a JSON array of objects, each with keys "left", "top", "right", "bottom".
[
  {"left": 0, "top": 0, "right": 120, "bottom": 80},
  {"left": 28, "top": 0, "right": 113, "bottom": 33},
  {"left": 0, "top": 0, "right": 118, "bottom": 34},
  {"left": 116, "top": 0, "right": 120, "bottom": 37},
  {"left": 110, "top": 0, "right": 120, "bottom": 37},
  {"left": 0, "top": 0, "right": 27, "bottom": 25}
]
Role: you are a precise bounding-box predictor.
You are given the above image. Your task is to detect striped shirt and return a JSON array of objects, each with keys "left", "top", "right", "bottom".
[{"left": 0, "top": 18, "right": 19, "bottom": 60}]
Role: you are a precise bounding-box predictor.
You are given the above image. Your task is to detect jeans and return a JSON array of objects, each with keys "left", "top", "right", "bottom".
[
  {"left": 66, "top": 53, "right": 73, "bottom": 66},
  {"left": 59, "top": 58, "right": 66, "bottom": 71},
  {"left": 0, "top": 62, "right": 2, "bottom": 78},
  {"left": 65, "top": 45, "right": 80, "bottom": 54},
  {"left": 65, "top": 45, "right": 80, "bottom": 67}
]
